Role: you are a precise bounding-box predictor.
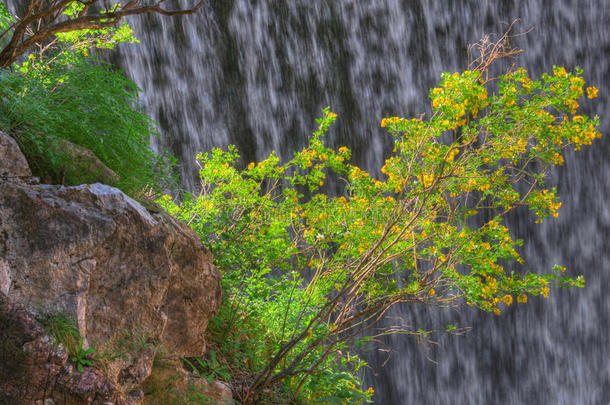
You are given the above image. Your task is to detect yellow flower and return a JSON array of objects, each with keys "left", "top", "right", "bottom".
[
  {"left": 503, "top": 294, "right": 513, "bottom": 306},
  {"left": 587, "top": 86, "right": 599, "bottom": 99},
  {"left": 520, "top": 77, "right": 533, "bottom": 92},
  {"left": 553, "top": 66, "right": 568, "bottom": 78},
  {"left": 565, "top": 99, "right": 579, "bottom": 114},
  {"left": 445, "top": 148, "right": 459, "bottom": 163},
  {"left": 422, "top": 173, "right": 435, "bottom": 188},
  {"left": 572, "top": 115, "right": 585, "bottom": 124},
  {"left": 552, "top": 153, "right": 564, "bottom": 166},
  {"left": 493, "top": 308, "right": 501, "bottom": 316},
  {"left": 247, "top": 162, "right": 255, "bottom": 170},
  {"left": 517, "top": 294, "right": 528, "bottom": 304},
  {"left": 428, "top": 288, "right": 435, "bottom": 296}
]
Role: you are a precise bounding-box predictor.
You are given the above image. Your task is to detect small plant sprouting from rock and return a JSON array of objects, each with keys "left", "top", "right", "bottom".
[
  {"left": 42, "top": 312, "right": 96, "bottom": 372},
  {"left": 184, "top": 350, "right": 231, "bottom": 384}
]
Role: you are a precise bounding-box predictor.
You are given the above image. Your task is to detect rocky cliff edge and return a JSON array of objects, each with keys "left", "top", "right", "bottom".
[{"left": 0, "top": 131, "right": 224, "bottom": 404}]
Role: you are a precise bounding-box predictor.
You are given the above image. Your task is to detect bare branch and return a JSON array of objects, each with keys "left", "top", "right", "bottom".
[{"left": 467, "top": 19, "right": 531, "bottom": 80}]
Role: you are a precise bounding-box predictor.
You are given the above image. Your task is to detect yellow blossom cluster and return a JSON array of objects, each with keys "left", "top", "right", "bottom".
[
  {"left": 445, "top": 148, "right": 460, "bottom": 163},
  {"left": 553, "top": 66, "right": 568, "bottom": 78},
  {"left": 565, "top": 98, "right": 579, "bottom": 114},
  {"left": 419, "top": 173, "right": 435, "bottom": 188},
  {"left": 519, "top": 76, "right": 533, "bottom": 93},
  {"left": 380, "top": 116, "right": 402, "bottom": 127},
  {"left": 349, "top": 165, "right": 369, "bottom": 181},
  {"left": 570, "top": 76, "right": 585, "bottom": 97},
  {"left": 587, "top": 86, "right": 598, "bottom": 98}
]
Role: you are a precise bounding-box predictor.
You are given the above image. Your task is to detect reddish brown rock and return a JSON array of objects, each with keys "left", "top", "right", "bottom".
[
  {"left": 0, "top": 292, "right": 119, "bottom": 404},
  {"left": 0, "top": 143, "right": 223, "bottom": 403}
]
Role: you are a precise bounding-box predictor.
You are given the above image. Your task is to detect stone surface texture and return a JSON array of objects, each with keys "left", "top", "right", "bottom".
[
  {"left": 0, "top": 131, "right": 32, "bottom": 180},
  {"left": 0, "top": 292, "right": 119, "bottom": 404},
  {"left": 0, "top": 135, "right": 224, "bottom": 404},
  {"left": 142, "top": 358, "right": 234, "bottom": 404},
  {"left": 53, "top": 138, "right": 121, "bottom": 185}
]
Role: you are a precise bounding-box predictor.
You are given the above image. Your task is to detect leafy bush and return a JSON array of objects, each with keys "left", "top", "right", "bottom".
[
  {"left": 0, "top": 2, "right": 176, "bottom": 196},
  {"left": 159, "top": 56, "right": 600, "bottom": 403},
  {"left": 0, "top": 55, "right": 176, "bottom": 195}
]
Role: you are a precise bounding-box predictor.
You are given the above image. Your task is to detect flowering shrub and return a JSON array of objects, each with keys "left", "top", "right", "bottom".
[{"left": 159, "top": 62, "right": 599, "bottom": 403}]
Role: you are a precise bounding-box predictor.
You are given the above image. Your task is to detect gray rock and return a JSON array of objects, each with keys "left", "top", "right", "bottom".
[{"left": 0, "top": 130, "right": 32, "bottom": 180}]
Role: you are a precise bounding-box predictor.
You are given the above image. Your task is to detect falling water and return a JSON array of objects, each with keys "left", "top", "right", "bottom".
[{"left": 11, "top": 0, "right": 608, "bottom": 403}]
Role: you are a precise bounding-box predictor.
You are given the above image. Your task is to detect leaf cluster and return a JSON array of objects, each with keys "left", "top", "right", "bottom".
[
  {"left": 0, "top": 50, "right": 177, "bottom": 196},
  {"left": 0, "top": 0, "right": 204, "bottom": 68}
]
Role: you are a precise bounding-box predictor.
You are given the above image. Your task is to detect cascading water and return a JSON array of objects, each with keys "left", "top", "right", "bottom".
[{"left": 27, "top": 0, "right": 608, "bottom": 403}]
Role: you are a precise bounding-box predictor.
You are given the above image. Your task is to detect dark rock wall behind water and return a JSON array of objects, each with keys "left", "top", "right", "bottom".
[{"left": 9, "top": 0, "right": 608, "bottom": 403}]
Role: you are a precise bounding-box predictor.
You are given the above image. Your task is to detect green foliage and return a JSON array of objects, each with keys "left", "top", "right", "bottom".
[
  {"left": 184, "top": 352, "right": 231, "bottom": 384},
  {"left": 0, "top": 2, "right": 12, "bottom": 50},
  {"left": 41, "top": 312, "right": 96, "bottom": 372},
  {"left": 159, "top": 60, "right": 599, "bottom": 403},
  {"left": 96, "top": 329, "right": 159, "bottom": 364},
  {"left": 71, "top": 344, "right": 96, "bottom": 372},
  {"left": 0, "top": 4, "right": 176, "bottom": 196},
  {"left": 54, "top": 1, "right": 139, "bottom": 55},
  {"left": 0, "top": 55, "right": 176, "bottom": 194}
]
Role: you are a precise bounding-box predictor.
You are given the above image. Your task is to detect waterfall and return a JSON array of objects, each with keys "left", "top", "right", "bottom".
[
  {"left": 8, "top": 0, "right": 607, "bottom": 403},
  {"left": 118, "top": 1, "right": 609, "bottom": 403}
]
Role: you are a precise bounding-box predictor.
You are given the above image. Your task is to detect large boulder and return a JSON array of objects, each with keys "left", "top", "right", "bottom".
[{"left": 0, "top": 135, "right": 223, "bottom": 403}]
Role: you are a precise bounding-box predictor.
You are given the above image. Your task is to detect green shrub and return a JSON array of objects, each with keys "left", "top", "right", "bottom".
[
  {"left": 0, "top": 2, "right": 176, "bottom": 196},
  {"left": 0, "top": 56, "right": 177, "bottom": 195}
]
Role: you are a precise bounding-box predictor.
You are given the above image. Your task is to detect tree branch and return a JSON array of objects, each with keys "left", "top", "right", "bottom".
[{"left": 0, "top": 0, "right": 206, "bottom": 68}]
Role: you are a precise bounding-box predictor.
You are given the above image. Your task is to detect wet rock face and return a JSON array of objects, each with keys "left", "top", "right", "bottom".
[{"left": 0, "top": 134, "right": 223, "bottom": 403}]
